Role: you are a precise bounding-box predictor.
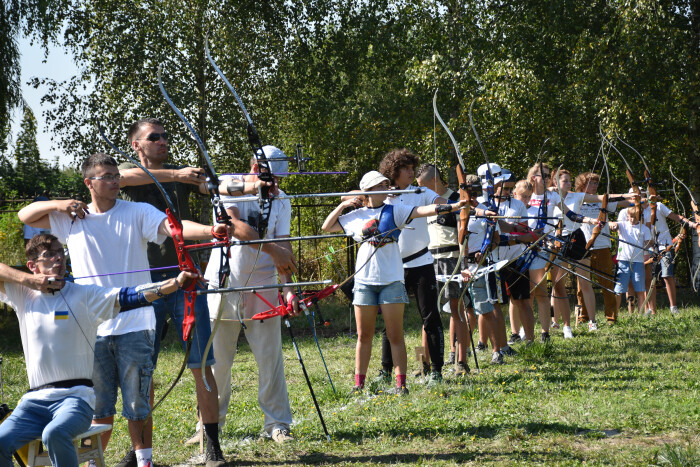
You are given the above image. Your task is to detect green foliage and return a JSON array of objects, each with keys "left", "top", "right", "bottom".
[{"left": 0, "top": 200, "right": 27, "bottom": 265}]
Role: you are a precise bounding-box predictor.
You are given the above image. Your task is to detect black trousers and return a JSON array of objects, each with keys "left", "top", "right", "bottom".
[{"left": 381, "top": 263, "right": 444, "bottom": 372}]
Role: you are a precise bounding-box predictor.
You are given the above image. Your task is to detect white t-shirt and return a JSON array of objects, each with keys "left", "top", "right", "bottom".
[
  {"left": 528, "top": 191, "right": 560, "bottom": 235},
  {"left": 496, "top": 197, "right": 528, "bottom": 261},
  {"left": 0, "top": 281, "right": 120, "bottom": 408},
  {"left": 384, "top": 185, "right": 439, "bottom": 268},
  {"left": 578, "top": 201, "right": 618, "bottom": 249},
  {"left": 49, "top": 199, "right": 167, "bottom": 336},
  {"left": 616, "top": 215, "right": 651, "bottom": 262},
  {"left": 204, "top": 175, "right": 292, "bottom": 290},
  {"left": 644, "top": 202, "right": 673, "bottom": 246},
  {"left": 339, "top": 204, "right": 414, "bottom": 285},
  {"left": 552, "top": 191, "right": 586, "bottom": 236},
  {"left": 467, "top": 203, "right": 490, "bottom": 254}
]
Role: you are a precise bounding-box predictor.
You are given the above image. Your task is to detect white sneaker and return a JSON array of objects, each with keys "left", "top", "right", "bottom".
[
  {"left": 551, "top": 321, "right": 560, "bottom": 330},
  {"left": 644, "top": 309, "right": 653, "bottom": 317},
  {"left": 519, "top": 326, "right": 526, "bottom": 340},
  {"left": 563, "top": 325, "right": 573, "bottom": 339},
  {"left": 271, "top": 427, "right": 294, "bottom": 443},
  {"left": 670, "top": 306, "right": 679, "bottom": 315},
  {"left": 588, "top": 321, "right": 598, "bottom": 332}
]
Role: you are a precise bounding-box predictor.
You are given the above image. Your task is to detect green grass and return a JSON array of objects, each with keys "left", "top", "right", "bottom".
[{"left": 1, "top": 293, "right": 699, "bottom": 466}]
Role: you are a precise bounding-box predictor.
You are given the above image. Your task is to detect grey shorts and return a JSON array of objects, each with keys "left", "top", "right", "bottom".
[
  {"left": 434, "top": 256, "right": 464, "bottom": 299},
  {"left": 659, "top": 249, "right": 674, "bottom": 278}
]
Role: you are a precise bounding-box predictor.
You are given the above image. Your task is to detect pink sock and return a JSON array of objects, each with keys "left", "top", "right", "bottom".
[
  {"left": 396, "top": 374, "right": 406, "bottom": 388},
  {"left": 355, "top": 374, "right": 366, "bottom": 388}
]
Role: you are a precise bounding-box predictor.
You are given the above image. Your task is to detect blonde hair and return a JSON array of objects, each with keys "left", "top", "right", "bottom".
[
  {"left": 514, "top": 180, "right": 532, "bottom": 197},
  {"left": 526, "top": 162, "right": 553, "bottom": 188}
]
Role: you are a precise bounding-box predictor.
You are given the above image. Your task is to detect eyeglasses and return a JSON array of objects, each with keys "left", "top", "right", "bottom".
[
  {"left": 35, "top": 249, "right": 65, "bottom": 262},
  {"left": 140, "top": 132, "right": 169, "bottom": 142},
  {"left": 89, "top": 174, "right": 122, "bottom": 183}
]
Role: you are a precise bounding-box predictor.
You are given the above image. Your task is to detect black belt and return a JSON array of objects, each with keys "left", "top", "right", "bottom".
[
  {"left": 429, "top": 245, "right": 460, "bottom": 255},
  {"left": 402, "top": 247, "right": 429, "bottom": 264},
  {"left": 29, "top": 379, "right": 93, "bottom": 392},
  {"left": 465, "top": 253, "right": 480, "bottom": 264}
]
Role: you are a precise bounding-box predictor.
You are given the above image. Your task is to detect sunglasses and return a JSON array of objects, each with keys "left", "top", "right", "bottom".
[
  {"left": 35, "top": 249, "right": 65, "bottom": 262},
  {"left": 89, "top": 174, "right": 122, "bottom": 183},
  {"left": 141, "top": 132, "right": 169, "bottom": 142}
]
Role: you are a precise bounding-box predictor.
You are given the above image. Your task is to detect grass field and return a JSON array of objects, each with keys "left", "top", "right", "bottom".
[{"left": 1, "top": 291, "right": 698, "bottom": 466}]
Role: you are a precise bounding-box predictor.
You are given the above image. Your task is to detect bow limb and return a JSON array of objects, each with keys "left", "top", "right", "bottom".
[
  {"left": 433, "top": 90, "right": 471, "bottom": 310},
  {"left": 603, "top": 131, "right": 642, "bottom": 222},
  {"left": 670, "top": 166, "right": 700, "bottom": 289},
  {"left": 205, "top": 40, "right": 273, "bottom": 238}
]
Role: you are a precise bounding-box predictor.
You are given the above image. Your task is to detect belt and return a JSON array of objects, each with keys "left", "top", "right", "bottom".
[
  {"left": 402, "top": 247, "right": 429, "bottom": 264},
  {"left": 29, "top": 378, "right": 93, "bottom": 392},
  {"left": 429, "top": 245, "right": 460, "bottom": 255}
]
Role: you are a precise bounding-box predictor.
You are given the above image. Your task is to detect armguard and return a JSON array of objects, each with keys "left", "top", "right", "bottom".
[
  {"left": 498, "top": 234, "right": 511, "bottom": 247},
  {"left": 226, "top": 179, "right": 246, "bottom": 195},
  {"left": 118, "top": 284, "right": 157, "bottom": 312},
  {"left": 565, "top": 210, "right": 585, "bottom": 223},
  {"left": 435, "top": 204, "right": 453, "bottom": 214}
]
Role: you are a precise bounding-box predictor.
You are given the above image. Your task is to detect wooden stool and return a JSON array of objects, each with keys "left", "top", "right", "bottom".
[{"left": 26, "top": 423, "right": 111, "bottom": 467}]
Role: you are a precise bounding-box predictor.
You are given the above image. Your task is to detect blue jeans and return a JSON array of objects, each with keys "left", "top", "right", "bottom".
[
  {"left": 93, "top": 331, "right": 155, "bottom": 421},
  {"left": 0, "top": 396, "right": 92, "bottom": 467},
  {"left": 150, "top": 270, "right": 214, "bottom": 369}
]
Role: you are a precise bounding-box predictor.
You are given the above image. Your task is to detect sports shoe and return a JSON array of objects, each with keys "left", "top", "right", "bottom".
[
  {"left": 185, "top": 427, "right": 204, "bottom": 445},
  {"left": 476, "top": 341, "right": 487, "bottom": 352},
  {"left": 412, "top": 362, "right": 430, "bottom": 378},
  {"left": 551, "top": 321, "right": 560, "bottom": 330},
  {"left": 205, "top": 442, "right": 226, "bottom": 467},
  {"left": 507, "top": 333, "right": 522, "bottom": 345},
  {"left": 271, "top": 427, "right": 294, "bottom": 443},
  {"left": 670, "top": 306, "right": 679, "bottom": 315},
  {"left": 588, "top": 321, "right": 598, "bottom": 332},
  {"left": 351, "top": 385, "right": 364, "bottom": 396},
  {"left": 116, "top": 449, "right": 137, "bottom": 467},
  {"left": 563, "top": 325, "right": 573, "bottom": 339},
  {"left": 500, "top": 345, "right": 517, "bottom": 357},
  {"left": 372, "top": 369, "right": 392, "bottom": 384},
  {"left": 491, "top": 352, "right": 503, "bottom": 364},
  {"left": 446, "top": 351, "right": 456, "bottom": 366},
  {"left": 385, "top": 385, "right": 409, "bottom": 395},
  {"left": 425, "top": 370, "right": 443, "bottom": 387},
  {"left": 540, "top": 331, "right": 550, "bottom": 343},
  {"left": 454, "top": 361, "right": 470, "bottom": 377},
  {"left": 519, "top": 326, "right": 526, "bottom": 340}
]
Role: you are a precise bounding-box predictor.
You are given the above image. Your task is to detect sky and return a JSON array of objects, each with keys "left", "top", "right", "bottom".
[{"left": 8, "top": 35, "right": 79, "bottom": 168}]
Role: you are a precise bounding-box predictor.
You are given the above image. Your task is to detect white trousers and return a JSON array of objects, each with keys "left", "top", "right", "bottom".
[{"left": 207, "top": 289, "right": 292, "bottom": 434}]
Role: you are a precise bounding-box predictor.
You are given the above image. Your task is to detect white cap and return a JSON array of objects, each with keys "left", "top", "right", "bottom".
[
  {"left": 359, "top": 171, "right": 389, "bottom": 191},
  {"left": 477, "top": 163, "right": 501, "bottom": 179},
  {"left": 262, "top": 145, "right": 289, "bottom": 177}
]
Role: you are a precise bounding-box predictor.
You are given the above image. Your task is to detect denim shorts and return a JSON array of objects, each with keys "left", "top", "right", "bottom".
[
  {"left": 659, "top": 249, "right": 674, "bottom": 278},
  {"left": 93, "top": 330, "right": 155, "bottom": 421},
  {"left": 468, "top": 275, "right": 494, "bottom": 316},
  {"left": 614, "top": 260, "right": 646, "bottom": 294},
  {"left": 151, "top": 270, "right": 214, "bottom": 369},
  {"left": 352, "top": 281, "right": 408, "bottom": 306}
]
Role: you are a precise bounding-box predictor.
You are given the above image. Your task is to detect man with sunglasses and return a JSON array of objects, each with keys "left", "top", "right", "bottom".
[
  {"left": 0, "top": 233, "right": 200, "bottom": 467},
  {"left": 18, "top": 153, "right": 231, "bottom": 467},
  {"left": 117, "top": 118, "right": 296, "bottom": 466}
]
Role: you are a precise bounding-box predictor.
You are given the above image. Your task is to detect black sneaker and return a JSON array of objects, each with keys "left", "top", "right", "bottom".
[
  {"left": 205, "top": 442, "right": 226, "bottom": 467},
  {"left": 540, "top": 331, "right": 550, "bottom": 343},
  {"left": 507, "top": 333, "right": 522, "bottom": 345},
  {"left": 385, "top": 385, "right": 409, "bottom": 396},
  {"left": 476, "top": 341, "right": 487, "bottom": 352},
  {"left": 116, "top": 449, "right": 137, "bottom": 467},
  {"left": 446, "top": 351, "right": 456, "bottom": 366},
  {"left": 491, "top": 352, "right": 504, "bottom": 365}
]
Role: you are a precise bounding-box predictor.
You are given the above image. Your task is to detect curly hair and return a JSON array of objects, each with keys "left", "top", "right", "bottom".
[{"left": 379, "top": 148, "right": 419, "bottom": 184}]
